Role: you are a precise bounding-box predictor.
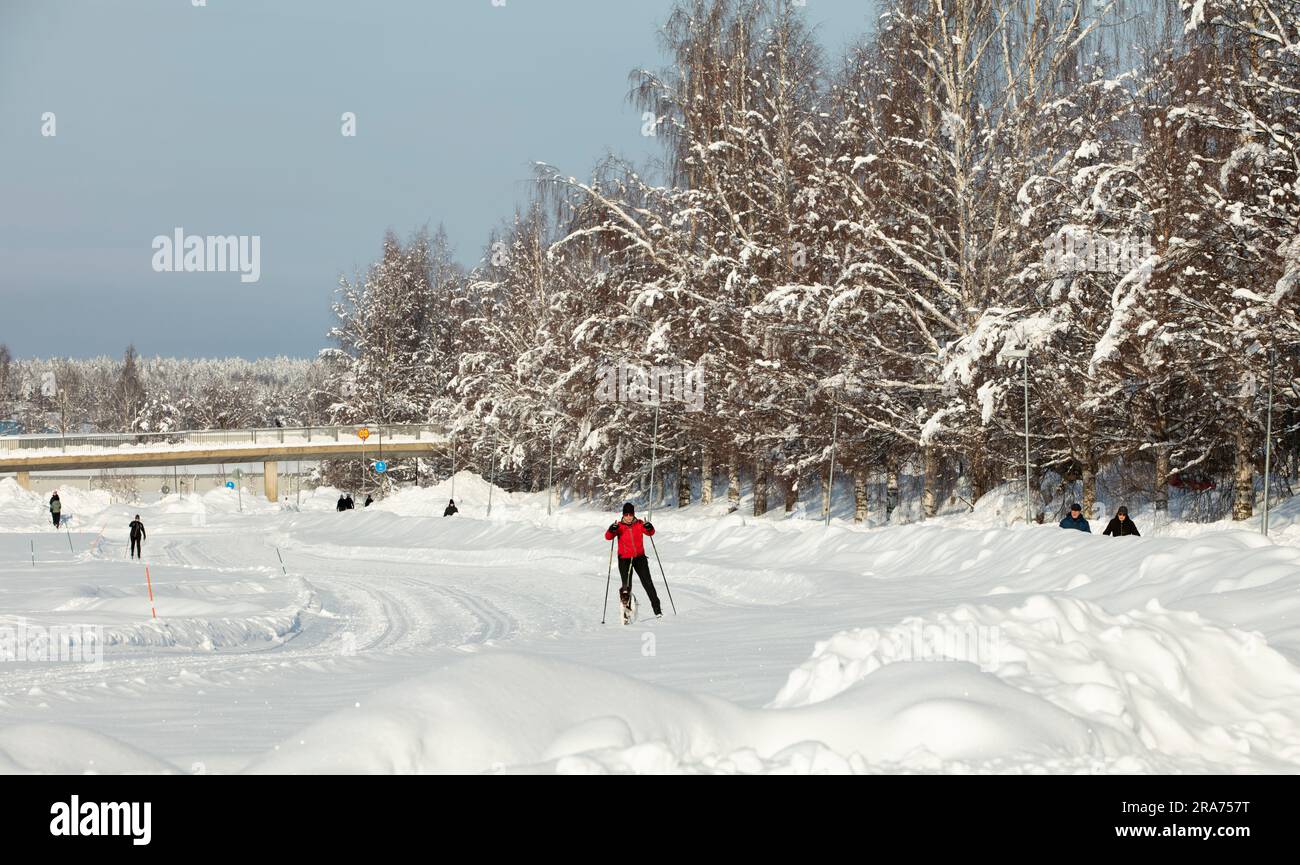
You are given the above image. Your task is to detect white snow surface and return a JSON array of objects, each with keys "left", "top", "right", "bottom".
[{"left": 3, "top": 472, "right": 1300, "bottom": 774}]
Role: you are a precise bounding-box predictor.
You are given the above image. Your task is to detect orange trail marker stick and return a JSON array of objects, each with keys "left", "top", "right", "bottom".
[{"left": 145, "top": 565, "right": 157, "bottom": 619}]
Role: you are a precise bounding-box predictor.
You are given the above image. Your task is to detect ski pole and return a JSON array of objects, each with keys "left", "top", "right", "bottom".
[
  {"left": 601, "top": 535, "right": 615, "bottom": 624},
  {"left": 648, "top": 533, "right": 677, "bottom": 615}
]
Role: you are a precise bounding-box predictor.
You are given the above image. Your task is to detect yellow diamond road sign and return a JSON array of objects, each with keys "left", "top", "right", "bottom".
[{"left": 357, "top": 428, "right": 370, "bottom": 440}]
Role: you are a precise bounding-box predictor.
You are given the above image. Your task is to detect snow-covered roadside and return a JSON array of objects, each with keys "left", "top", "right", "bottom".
[{"left": 2, "top": 472, "right": 1300, "bottom": 773}]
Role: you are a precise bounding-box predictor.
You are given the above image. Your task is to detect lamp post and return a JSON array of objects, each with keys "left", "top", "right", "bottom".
[
  {"left": 1263, "top": 343, "right": 1276, "bottom": 536},
  {"left": 825, "top": 389, "right": 840, "bottom": 528},
  {"left": 1007, "top": 348, "right": 1032, "bottom": 526},
  {"left": 547, "top": 423, "right": 556, "bottom": 517}
]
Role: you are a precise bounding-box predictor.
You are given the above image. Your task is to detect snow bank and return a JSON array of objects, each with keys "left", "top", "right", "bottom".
[
  {"left": 772, "top": 595, "right": 1300, "bottom": 771},
  {"left": 0, "top": 478, "right": 114, "bottom": 531},
  {"left": 247, "top": 651, "right": 1095, "bottom": 774},
  {"left": 0, "top": 724, "right": 176, "bottom": 774}
]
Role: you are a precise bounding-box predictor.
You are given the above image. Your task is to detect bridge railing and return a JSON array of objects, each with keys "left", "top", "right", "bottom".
[{"left": 0, "top": 424, "right": 446, "bottom": 457}]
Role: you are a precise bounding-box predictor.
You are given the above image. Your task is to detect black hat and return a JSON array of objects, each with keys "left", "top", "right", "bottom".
[
  {"left": 1117, "top": 506, "right": 1128, "bottom": 516},
  {"left": 622, "top": 502, "right": 635, "bottom": 515},
  {"left": 1070, "top": 502, "right": 1082, "bottom": 511}
]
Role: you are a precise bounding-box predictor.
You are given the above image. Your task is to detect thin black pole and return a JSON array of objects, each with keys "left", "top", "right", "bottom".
[
  {"left": 648, "top": 534, "right": 677, "bottom": 615},
  {"left": 601, "top": 536, "right": 615, "bottom": 624}
]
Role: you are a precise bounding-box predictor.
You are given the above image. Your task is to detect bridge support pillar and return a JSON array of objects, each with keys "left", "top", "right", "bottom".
[
  {"left": 264, "top": 461, "right": 278, "bottom": 502},
  {"left": 15, "top": 471, "right": 30, "bottom": 490}
]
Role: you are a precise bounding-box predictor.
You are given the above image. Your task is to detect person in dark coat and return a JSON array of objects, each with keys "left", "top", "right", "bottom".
[
  {"left": 443, "top": 499, "right": 458, "bottom": 517},
  {"left": 345, "top": 494, "right": 355, "bottom": 510},
  {"left": 49, "top": 492, "right": 62, "bottom": 528},
  {"left": 364, "top": 494, "right": 374, "bottom": 507},
  {"left": 336, "top": 494, "right": 347, "bottom": 512},
  {"left": 1059, "top": 502, "right": 1091, "bottom": 533},
  {"left": 1102, "top": 505, "right": 1140, "bottom": 537},
  {"left": 604, "top": 502, "right": 662, "bottom": 618},
  {"left": 128, "top": 515, "right": 146, "bottom": 559}
]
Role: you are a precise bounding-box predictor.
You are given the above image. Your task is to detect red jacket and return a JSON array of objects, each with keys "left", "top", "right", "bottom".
[{"left": 605, "top": 519, "right": 654, "bottom": 558}]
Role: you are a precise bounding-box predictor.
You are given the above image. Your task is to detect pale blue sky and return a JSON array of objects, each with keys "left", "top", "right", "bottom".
[{"left": 1, "top": 0, "right": 877, "bottom": 358}]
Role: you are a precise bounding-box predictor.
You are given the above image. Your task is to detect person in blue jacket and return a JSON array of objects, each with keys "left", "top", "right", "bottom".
[{"left": 1059, "top": 502, "right": 1091, "bottom": 532}]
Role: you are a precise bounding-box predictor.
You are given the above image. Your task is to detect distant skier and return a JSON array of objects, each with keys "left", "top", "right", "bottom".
[
  {"left": 364, "top": 494, "right": 374, "bottom": 507},
  {"left": 336, "top": 494, "right": 348, "bottom": 512},
  {"left": 1102, "top": 505, "right": 1140, "bottom": 537},
  {"left": 605, "top": 502, "right": 662, "bottom": 620},
  {"left": 345, "top": 494, "right": 355, "bottom": 510},
  {"left": 1059, "top": 503, "right": 1091, "bottom": 533},
  {"left": 443, "top": 498, "right": 458, "bottom": 517},
  {"left": 49, "top": 492, "right": 61, "bottom": 528},
  {"left": 128, "top": 515, "right": 146, "bottom": 559}
]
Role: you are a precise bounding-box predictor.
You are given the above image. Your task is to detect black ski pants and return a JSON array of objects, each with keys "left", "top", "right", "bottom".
[
  {"left": 619, "top": 555, "right": 661, "bottom": 615},
  {"left": 130, "top": 537, "right": 142, "bottom": 559}
]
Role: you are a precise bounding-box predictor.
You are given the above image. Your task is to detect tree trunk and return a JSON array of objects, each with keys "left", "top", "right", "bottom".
[
  {"left": 968, "top": 433, "right": 991, "bottom": 500},
  {"left": 677, "top": 457, "right": 691, "bottom": 507},
  {"left": 1233, "top": 428, "right": 1254, "bottom": 521},
  {"left": 784, "top": 475, "right": 798, "bottom": 512},
  {"left": 753, "top": 453, "right": 768, "bottom": 517},
  {"left": 886, "top": 463, "right": 899, "bottom": 522},
  {"left": 701, "top": 448, "right": 714, "bottom": 505},
  {"left": 878, "top": 457, "right": 899, "bottom": 520},
  {"left": 853, "top": 465, "right": 868, "bottom": 523},
  {"left": 726, "top": 452, "right": 740, "bottom": 513},
  {"left": 1154, "top": 444, "right": 1170, "bottom": 513},
  {"left": 922, "top": 445, "right": 939, "bottom": 519},
  {"left": 1082, "top": 459, "right": 1097, "bottom": 519},
  {"left": 821, "top": 461, "right": 832, "bottom": 520}
]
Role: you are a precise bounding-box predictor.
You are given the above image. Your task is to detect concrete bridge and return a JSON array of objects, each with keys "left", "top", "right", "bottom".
[{"left": 0, "top": 424, "right": 448, "bottom": 501}]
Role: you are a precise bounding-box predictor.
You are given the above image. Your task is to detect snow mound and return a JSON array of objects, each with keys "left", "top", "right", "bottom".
[
  {"left": 0, "top": 724, "right": 176, "bottom": 774},
  {"left": 772, "top": 595, "right": 1300, "bottom": 771},
  {"left": 371, "top": 471, "right": 518, "bottom": 517},
  {"left": 0, "top": 479, "right": 115, "bottom": 531},
  {"left": 247, "top": 651, "right": 1096, "bottom": 774}
]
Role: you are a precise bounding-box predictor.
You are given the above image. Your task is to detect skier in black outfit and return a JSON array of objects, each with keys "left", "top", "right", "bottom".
[
  {"left": 364, "top": 494, "right": 374, "bottom": 507},
  {"left": 1102, "top": 505, "right": 1140, "bottom": 537},
  {"left": 128, "top": 515, "right": 146, "bottom": 559},
  {"left": 345, "top": 494, "right": 355, "bottom": 510},
  {"left": 604, "top": 502, "right": 662, "bottom": 618},
  {"left": 336, "top": 494, "right": 348, "bottom": 512},
  {"left": 49, "top": 492, "right": 62, "bottom": 528},
  {"left": 443, "top": 499, "right": 458, "bottom": 517}
]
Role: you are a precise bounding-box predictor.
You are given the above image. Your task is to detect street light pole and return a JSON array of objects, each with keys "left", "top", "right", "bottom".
[
  {"left": 59, "top": 388, "right": 67, "bottom": 453},
  {"left": 1008, "top": 348, "right": 1032, "bottom": 526},
  {"left": 648, "top": 405, "right": 659, "bottom": 522},
  {"left": 1263, "top": 343, "right": 1276, "bottom": 536},
  {"left": 825, "top": 391, "right": 840, "bottom": 528},
  {"left": 547, "top": 425, "right": 555, "bottom": 517}
]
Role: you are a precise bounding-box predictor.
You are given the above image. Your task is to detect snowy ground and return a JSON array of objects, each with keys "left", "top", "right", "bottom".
[{"left": 2, "top": 473, "right": 1299, "bottom": 774}]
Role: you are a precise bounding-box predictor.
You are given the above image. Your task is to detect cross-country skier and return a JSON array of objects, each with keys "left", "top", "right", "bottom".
[
  {"left": 605, "top": 502, "right": 662, "bottom": 619},
  {"left": 1059, "top": 502, "right": 1091, "bottom": 533},
  {"left": 336, "top": 494, "right": 347, "bottom": 512},
  {"left": 49, "top": 491, "right": 61, "bottom": 528},
  {"left": 443, "top": 499, "right": 458, "bottom": 517},
  {"left": 128, "top": 515, "right": 146, "bottom": 559},
  {"left": 1102, "top": 505, "right": 1140, "bottom": 537}
]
